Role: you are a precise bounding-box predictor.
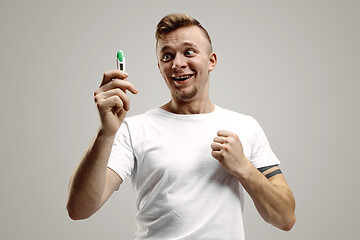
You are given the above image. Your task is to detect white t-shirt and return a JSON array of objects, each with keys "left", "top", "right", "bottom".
[{"left": 108, "top": 105, "right": 280, "bottom": 240}]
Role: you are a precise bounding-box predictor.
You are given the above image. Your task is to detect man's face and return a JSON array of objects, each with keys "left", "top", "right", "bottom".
[{"left": 157, "top": 26, "right": 217, "bottom": 102}]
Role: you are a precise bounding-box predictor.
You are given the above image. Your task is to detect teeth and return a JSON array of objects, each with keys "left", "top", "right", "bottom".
[{"left": 172, "top": 74, "right": 193, "bottom": 81}]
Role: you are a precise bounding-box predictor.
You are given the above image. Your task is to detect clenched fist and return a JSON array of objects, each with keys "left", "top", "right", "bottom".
[{"left": 211, "top": 130, "right": 251, "bottom": 178}]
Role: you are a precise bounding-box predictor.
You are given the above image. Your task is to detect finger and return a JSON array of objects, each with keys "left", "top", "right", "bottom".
[
  {"left": 96, "top": 95, "right": 124, "bottom": 114},
  {"left": 95, "top": 88, "right": 130, "bottom": 111},
  {"left": 217, "top": 130, "right": 232, "bottom": 137},
  {"left": 97, "top": 79, "right": 138, "bottom": 95},
  {"left": 211, "top": 142, "right": 223, "bottom": 151},
  {"left": 211, "top": 151, "right": 223, "bottom": 162},
  {"left": 213, "top": 136, "right": 227, "bottom": 144},
  {"left": 217, "top": 130, "right": 237, "bottom": 138},
  {"left": 109, "top": 96, "right": 124, "bottom": 114},
  {"left": 100, "top": 70, "right": 129, "bottom": 87}
]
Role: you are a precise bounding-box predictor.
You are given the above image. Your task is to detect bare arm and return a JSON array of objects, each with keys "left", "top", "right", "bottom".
[
  {"left": 66, "top": 70, "right": 137, "bottom": 220},
  {"left": 211, "top": 130, "right": 296, "bottom": 231},
  {"left": 235, "top": 164, "right": 295, "bottom": 231},
  {"left": 66, "top": 130, "right": 122, "bottom": 220}
]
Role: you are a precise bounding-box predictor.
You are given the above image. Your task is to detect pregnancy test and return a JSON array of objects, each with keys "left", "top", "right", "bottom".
[{"left": 117, "top": 50, "right": 125, "bottom": 71}]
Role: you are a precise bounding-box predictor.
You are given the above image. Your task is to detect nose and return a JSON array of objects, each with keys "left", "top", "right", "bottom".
[{"left": 172, "top": 54, "right": 187, "bottom": 70}]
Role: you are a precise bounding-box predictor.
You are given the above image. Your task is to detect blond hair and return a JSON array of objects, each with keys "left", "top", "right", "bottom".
[{"left": 155, "top": 13, "right": 212, "bottom": 52}]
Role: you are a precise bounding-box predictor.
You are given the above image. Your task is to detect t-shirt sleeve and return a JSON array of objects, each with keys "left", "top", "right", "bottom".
[
  {"left": 107, "top": 121, "right": 135, "bottom": 184},
  {"left": 249, "top": 117, "right": 280, "bottom": 168}
]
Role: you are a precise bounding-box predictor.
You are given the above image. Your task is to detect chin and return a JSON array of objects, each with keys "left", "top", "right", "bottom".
[{"left": 174, "top": 88, "right": 198, "bottom": 101}]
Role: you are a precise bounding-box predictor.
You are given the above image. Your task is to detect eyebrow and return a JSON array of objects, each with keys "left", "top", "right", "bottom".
[{"left": 159, "top": 41, "right": 197, "bottom": 53}]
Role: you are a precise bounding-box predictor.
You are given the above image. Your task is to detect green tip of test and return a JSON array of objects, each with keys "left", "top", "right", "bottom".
[{"left": 117, "top": 50, "right": 125, "bottom": 62}]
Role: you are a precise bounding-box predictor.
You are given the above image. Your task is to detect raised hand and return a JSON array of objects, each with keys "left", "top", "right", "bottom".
[{"left": 94, "top": 70, "right": 138, "bottom": 135}]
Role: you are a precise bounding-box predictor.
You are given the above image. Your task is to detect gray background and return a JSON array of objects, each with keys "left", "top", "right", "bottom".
[{"left": 1, "top": 0, "right": 359, "bottom": 239}]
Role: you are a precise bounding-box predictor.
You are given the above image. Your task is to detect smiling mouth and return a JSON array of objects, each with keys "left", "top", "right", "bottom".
[{"left": 171, "top": 74, "right": 194, "bottom": 81}]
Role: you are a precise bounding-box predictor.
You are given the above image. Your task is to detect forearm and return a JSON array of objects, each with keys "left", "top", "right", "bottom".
[
  {"left": 236, "top": 162, "right": 296, "bottom": 231},
  {"left": 67, "top": 128, "right": 116, "bottom": 220}
]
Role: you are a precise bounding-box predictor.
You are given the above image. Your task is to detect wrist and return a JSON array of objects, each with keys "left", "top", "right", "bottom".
[
  {"left": 97, "top": 126, "right": 118, "bottom": 140},
  {"left": 234, "top": 158, "right": 257, "bottom": 182}
]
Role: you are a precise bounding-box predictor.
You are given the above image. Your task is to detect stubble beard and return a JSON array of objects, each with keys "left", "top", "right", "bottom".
[{"left": 172, "top": 86, "right": 198, "bottom": 101}]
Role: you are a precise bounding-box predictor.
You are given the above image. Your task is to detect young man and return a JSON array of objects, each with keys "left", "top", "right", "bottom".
[{"left": 67, "top": 13, "right": 296, "bottom": 239}]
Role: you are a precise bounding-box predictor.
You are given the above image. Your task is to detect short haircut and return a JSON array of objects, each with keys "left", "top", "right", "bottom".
[{"left": 155, "top": 13, "right": 213, "bottom": 52}]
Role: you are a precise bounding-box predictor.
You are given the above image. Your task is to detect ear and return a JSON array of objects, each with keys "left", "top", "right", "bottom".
[{"left": 208, "top": 52, "right": 217, "bottom": 72}]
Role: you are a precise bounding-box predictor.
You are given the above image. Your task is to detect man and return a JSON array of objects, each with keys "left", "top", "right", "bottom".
[{"left": 67, "top": 13, "right": 296, "bottom": 239}]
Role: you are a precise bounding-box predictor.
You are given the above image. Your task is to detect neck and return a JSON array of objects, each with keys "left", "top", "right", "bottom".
[{"left": 161, "top": 98, "right": 215, "bottom": 114}]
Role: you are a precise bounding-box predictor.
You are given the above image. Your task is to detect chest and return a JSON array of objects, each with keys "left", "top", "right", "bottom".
[{"left": 132, "top": 121, "right": 252, "bottom": 184}]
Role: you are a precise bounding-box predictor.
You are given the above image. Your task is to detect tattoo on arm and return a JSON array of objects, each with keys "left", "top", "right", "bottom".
[{"left": 257, "top": 164, "right": 282, "bottom": 179}]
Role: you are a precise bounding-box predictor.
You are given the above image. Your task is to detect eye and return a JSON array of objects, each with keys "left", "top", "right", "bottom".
[
  {"left": 184, "top": 49, "right": 195, "bottom": 56},
  {"left": 161, "top": 53, "right": 173, "bottom": 62}
]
